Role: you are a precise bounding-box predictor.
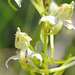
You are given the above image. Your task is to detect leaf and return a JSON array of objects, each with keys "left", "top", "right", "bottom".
[{"left": 35, "top": 41, "right": 44, "bottom": 52}]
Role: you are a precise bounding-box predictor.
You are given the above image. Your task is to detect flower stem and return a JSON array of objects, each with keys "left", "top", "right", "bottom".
[
  {"left": 29, "top": 60, "right": 75, "bottom": 74},
  {"left": 44, "top": 23, "right": 48, "bottom": 75},
  {"left": 53, "top": 57, "right": 75, "bottom": 75},
  {"left": 50, "top": 34, "right": 54, "bottom": 60},
  {"left": 30, "top": 71, "right": 35, "bottom": 75}
]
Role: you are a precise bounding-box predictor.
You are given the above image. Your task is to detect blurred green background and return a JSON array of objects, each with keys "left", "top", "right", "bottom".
[{"left": 0, "top": 0, "right": 75, "bottom": 75}]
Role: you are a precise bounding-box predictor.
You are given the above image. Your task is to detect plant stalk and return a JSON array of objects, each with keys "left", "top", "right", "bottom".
[
  {"left": 50, "top": 34, "right": 54, "bottom": 60},
  {"left": 44, "top": 23, "right": 48, "bottom": 75}
]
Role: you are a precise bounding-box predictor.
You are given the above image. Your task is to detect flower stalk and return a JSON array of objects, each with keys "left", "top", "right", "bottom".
[
  {"left": 50, "top": 34, "right": 54, "bottom": 60},
  {"left": 44, "top": 23, "right": 48, "bottom": 72}
]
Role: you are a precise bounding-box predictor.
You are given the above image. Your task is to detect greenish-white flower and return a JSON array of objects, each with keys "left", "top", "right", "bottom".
[
  {"left": 5, "top": 27, "right": 42, "bottom": 69},
  {"left": 39, "top": 1, "right": 75, "bottom": 34}
]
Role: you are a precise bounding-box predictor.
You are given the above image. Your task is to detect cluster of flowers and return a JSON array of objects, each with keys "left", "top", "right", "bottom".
[{"left": 5, "top": 0, "right": 75, "bottom": 74}]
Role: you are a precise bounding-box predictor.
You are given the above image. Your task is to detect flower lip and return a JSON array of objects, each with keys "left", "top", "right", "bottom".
[{"left": 39, "top": 15, "right": 56, "bottom": 25}]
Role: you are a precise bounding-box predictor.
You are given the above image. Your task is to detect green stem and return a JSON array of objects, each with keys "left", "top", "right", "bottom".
[
  {"left": 53, "top": 60, "right": 65, "bottom": 64},
  {"left": 54, "top": 57, "right": 75, "bottom": 75},
  {"left": 44, "top": 23, "right": 48, "bottom": 75},
  {"left": 30, "top": 71, "right": 35, "bottom": 75},
  {"left": 29, "top": 59, "right": 75, "bottom": 73},
  {"left": 50, "top": 34, "right": 54, "bottom": 60},
  {"left": 44, "top": 27, "right": 47, "bottom": 56}
]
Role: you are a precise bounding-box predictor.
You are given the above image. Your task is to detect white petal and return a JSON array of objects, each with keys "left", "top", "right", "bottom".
[
  {"left": 27, "top": 48, "right": 42, "bottom": 63},
  {"left": 5, "top": 54, "right": 20, "bottom": 68},
  {"left": 64, "top": 20, "right": 75, "bottom": 29},
  {"left": 39, "top": 15, "right": 56, "bottom": 25},
  {"left": 49, "top": 0, "right": 59, "bottom": 15},
  {"left": 15, "top": 0, "right": 22, "bottom": 7}
]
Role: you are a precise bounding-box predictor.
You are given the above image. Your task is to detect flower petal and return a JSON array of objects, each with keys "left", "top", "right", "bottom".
[
  {"left": 27, "top": 48, "right": 42, "bottom": 63},
  {"left": 49, "top": 0, "right": 59, "bottom": 15},
  {"left": 5, "top": 54, "right": 19, "bottom": 68},
  {"left": 39, "top": 15, "right": 56, "bottom": 25},
  {"left": 15, "top": 0, "right": 22, "bottom": 7},
  {"left": 64, "top": 20, "right": 75, "bottom": 29}
]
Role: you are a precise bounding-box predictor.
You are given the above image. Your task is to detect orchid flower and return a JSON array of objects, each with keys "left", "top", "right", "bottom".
[
  {"left": 39, "top": 1, "right": 75, "bottom": 35},
  {"left": 5, "top": 27, "right": 42, "bottom": 70}
]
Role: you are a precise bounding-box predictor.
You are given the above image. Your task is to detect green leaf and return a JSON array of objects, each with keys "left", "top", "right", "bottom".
[{"left": 35, "top": 41, "right": 44, "bottom": 52}]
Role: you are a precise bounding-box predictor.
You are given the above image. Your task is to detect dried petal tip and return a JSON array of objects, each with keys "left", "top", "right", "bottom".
[{"left": 5, "top": 54, "right": 19, "bottom": 68}]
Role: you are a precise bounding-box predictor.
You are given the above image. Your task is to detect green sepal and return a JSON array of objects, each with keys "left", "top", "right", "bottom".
[
  {"left": 47, "top": 20, "right": 63, "bottom": 35},
  {"left": 29, "top": 44, "right": 35, "bottom": 52},
  {"left": 40, "top": 25, "right": 48, "bottom": 43},
  {"left": 40, "top": 53, "right": 53, "bottom": 65}
]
